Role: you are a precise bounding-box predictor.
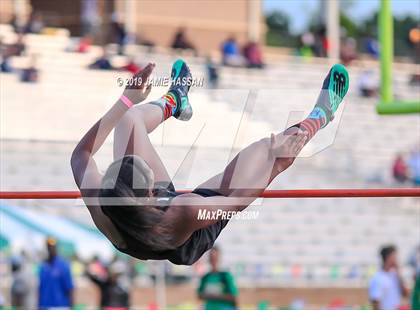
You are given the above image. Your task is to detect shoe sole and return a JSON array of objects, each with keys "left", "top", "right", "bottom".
[
  {"left": 171, "top": 59, "right": 193, "bottom": 121},
  {"left": 328, "top": 64, "right": 349, "bottom": 114},
  {"left": 171, "top": 59, "right": 185, "bottom": 80}
]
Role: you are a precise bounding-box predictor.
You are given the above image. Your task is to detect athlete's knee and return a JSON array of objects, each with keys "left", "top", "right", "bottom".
[
  {"left": 120, "top": 109, "right": 135, "bottom": 124},
  {"left": 120, "top": 108, "right": 146, "bottom": 128}
]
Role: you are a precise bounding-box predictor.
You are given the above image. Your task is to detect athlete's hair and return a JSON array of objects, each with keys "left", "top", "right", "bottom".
[{"left": 99, "top": 155, "right": 174, "bottom": 251}]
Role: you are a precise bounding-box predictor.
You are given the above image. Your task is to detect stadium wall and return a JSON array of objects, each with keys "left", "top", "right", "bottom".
[{"left": 0, "top": 0, "right": 266, "bottom": 52}]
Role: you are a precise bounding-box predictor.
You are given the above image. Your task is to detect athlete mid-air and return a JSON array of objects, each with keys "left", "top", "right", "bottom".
[{"left": 71, "top": 59, "right": 349, "bottom": 265}]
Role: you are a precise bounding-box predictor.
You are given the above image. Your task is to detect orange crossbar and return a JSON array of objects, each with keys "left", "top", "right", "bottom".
[{"left": 0, "top": 188, "right": 419, "bottom": 199}]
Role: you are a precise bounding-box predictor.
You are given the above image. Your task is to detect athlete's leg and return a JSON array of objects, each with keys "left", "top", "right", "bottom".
[
  {"left": 198, "top": 64, "right": 349, "bottom": 198},
  {"left": 113, "top": 103, "right": 172, "bottom": 183},
  {"left": 196, "top": 129, "right": 307, "bottom": 197},
  {"left": 113, "top": 59, "right": 193, "bottom": 183}
]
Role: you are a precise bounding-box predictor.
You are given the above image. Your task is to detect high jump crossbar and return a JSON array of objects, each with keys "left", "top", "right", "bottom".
[{"left": 0, "top": 188, "right": 419, "bottom": 199}]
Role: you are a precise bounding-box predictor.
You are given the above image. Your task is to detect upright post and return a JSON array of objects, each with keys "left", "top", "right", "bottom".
[{"left": 380, "top": 0, "right": 393, "bottom": 103}]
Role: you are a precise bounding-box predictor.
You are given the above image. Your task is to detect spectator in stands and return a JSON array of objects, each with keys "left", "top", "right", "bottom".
[
  {"left": 81, "top": 0, "right": 100, "bottom": 36},
  {"left": 410, "top": 73, "right": 420, "bottom": 86},
  {"left": 171, "top": 28, "right": 197, "bottom": 54},
  {"left": 221, "top": 36, "right": 243, "bottom": 67},
  {"left": 409, "top": 245, "right": 420, "bottom": 310},
  {"left": 89, "top": 47, "right": 113, "bottom": 70},
  {"left": 1, "top": 53, "right": 13, "bottom": 73},
  {"left": 197, "top": 246, "right": 238, "bottom": 310},
  {"left": 408, "top": 26, "right": 420, "bottom": 64},
  {"left": 408, "top": 27, "right": 420, "bottom": 85},
  {"left": 369, "top": 245, "right": 408, "bottom": 310},
  {"left": 86, "top": 260, "right": 130, "bottom": 309},
  {"left": 7, "top": 33, "right": 26, "bottom": 57},
  {"left": 313, "top": 26, "right": 328, "bottom": 57},
  {"left": 205, "top": 56, "right": 219, "bottom": 88},
  {"left": 121, "top": 56, "right": 141, "bottom": 74},
  {"left": 77, "top": 35, "right": 92, "bottom": 53},
  {"left": 20, "top": 54, "right": 39, "bottom": 83},
  {"left": 38, "top": 237, "right": 74, "bottom": 310},
  {"left": 9, "top": 13, "right": 21, "bottom": 33},
  {"left": 243, "top": 41, "right": 264, "bottom": 69},
  {"left": 364, "top": 36, "right": 380, "bottom": 59},
  {"left": 299, "top": 31, "right": 315, "bottom": 58},
  {"left": 10, "top": 256, "right": 30, "bottom": 310},
  {"left": 340, "top": 37, "right": 357, "bottom": 66},
  {"left": 392, "top": 154, "right": 408, "bottom": 183},
  {"left": 408, "top": 148, "right": 420, "bottom": 186},
  {"left": 111, "top": 19, "right": 128, "bottom": 55},
  {"left": 358, "top": 69, "right": 379, "bottom": 98},
  {"left": 23, "top": 10, "right": 44, "bottom": 34}
]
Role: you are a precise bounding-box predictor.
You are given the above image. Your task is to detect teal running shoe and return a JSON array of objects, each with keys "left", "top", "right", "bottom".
[
  {"left": 169, "top": 59, "right": 193, "bottom": 121},
  {"left": 311, "top": 63, "right": 349, "bottom": 126}
]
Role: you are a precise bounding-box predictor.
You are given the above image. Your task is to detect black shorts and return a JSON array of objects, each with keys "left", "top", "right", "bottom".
[{"left": 167, "top": 187, "right": 230, "bottom": 265}]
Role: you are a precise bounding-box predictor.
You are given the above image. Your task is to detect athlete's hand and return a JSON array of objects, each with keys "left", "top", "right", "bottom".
[
  {"left": 271, "top": 129, "right": 308, "bottom": 172},
  {"left": 122, "top": 62, "right": 155, "bottom": 104}
]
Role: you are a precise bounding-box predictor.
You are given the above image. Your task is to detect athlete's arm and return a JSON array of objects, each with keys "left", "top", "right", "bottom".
[
  {"left": 70, "top": 63, "right": 154, "bottom": 188},
  {"left": 70, "top": 63, "right": 154, "bottom": 248}
]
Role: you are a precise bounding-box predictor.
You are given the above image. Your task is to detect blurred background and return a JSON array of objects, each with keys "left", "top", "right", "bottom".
[{"left": 0, "top": 0, "right": 419, "bottom": 309}]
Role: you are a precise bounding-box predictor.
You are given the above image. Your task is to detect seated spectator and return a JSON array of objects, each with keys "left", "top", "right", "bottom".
[
  {"left": 408, "top": 27, "right": 420, "bottom": 63},
  {"left": 0, "top": 33, "right": 26, "bottom": 57},
  {"left": 7, "top": 33, "right": 26, "bottom": 57},
  {"left": 340, "top": 37, "right": 357, "bottom": 66},
  {"left": 243, "top": 41, "right": 264, "bottom": 69},
  {"left": 299, "top": 32, "right": 315, "bottom": 58},
  {"left": 221, "top": 36, "right": 243, "bottom": 67},
  {"left": 408, "top": 28, "right": 420, "bottom": 86},
  {"left": 81, "top": 0, "right": 99, "bottom": 36},
  {"left": 408, "top": 149, "right": 420, "bottom": 186},
  {"left": 23, "top": 10, "right": 44, "bottom": 34},
  {"left": 171, "top": 28, "right": 196, "bottom": 53},
  {"left": 77, "top": 35, "right": 92, "bottom": 53},
  {"left": 364, "top": 37, "right": 380, "bottom": 59},
  {"left": 111, "top": 18, "right": 127, "bottom": 55},
  {"left": 205, "top": 56, "right": 219, "bottom": 88},
  {"left": 313, "top": 26, "right": 328, "bottom": 57},
  {"left": 392, "top": 154, "right": 408, "bottom": 183},
  {"left": 1, "top": 53, "right": 13, "bottom": 73},
  {"left": 20, "top": 54, "right": 39, "bottom": 83},
  {"left": 9, "top": 13, "right": 23, "bottom": 33},
  {"left": 358, "top": 69, "right": 379, "bottom": 97},
  {"left": 410, "top": 74, "right": 420, "bottom": 86},
  {"left": 88, "top": 48, "right": 113, "bottom": 70}
]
